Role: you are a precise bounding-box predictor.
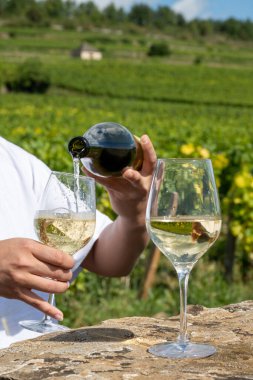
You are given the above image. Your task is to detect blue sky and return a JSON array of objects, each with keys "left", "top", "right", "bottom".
[{"left": 91, "top": 0, "right": 253, "bottom": 21}]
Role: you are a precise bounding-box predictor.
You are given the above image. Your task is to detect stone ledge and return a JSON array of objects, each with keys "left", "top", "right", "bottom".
[{"left": 0, "top": 300, "right": 253, "bottom": 379}]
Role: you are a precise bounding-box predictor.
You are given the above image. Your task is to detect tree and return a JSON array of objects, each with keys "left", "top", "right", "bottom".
[
  {"left": 153, "top": 6, "right": 178, "bottom": 29},
  {"left": 103, "top": 3, "right": 126, "bottom": 25},
  {"left": 220, "top": 17, "right": 242, "bottom": 38},
  {"left": 5, "top": 58, "right": 51, "bottom": 94},
  {"left": 197, "top": 20, "right": 213, "bottom": 36},
  {"left": 4, "top": 0, "right": 35, "bottom": 15},
  {"left": 128, "top": 4, "right": 153, "bottom": 27},
  {"left": 63, "top": 0, "right": 76, "bottom": 18},
  {"left": 0, "top": 0, "right": 8, "bottom": 15},
  {"left": 44, "top": 0, "right": 64, "bottom": 19},
  {"left": 189, "top": 19, "right": 213, "bottom": 37},
  {"left": 26, "top": 2, "right": 45, "bottom": 24},
  {"left": 147, "top": 42, "right": 171, "bottom": 57},
  {"left": 238, "top": 20, "right": 253, "bottom": 40},
  {"left": 75, "top": 1, "right": 102, "bottom": 24}
]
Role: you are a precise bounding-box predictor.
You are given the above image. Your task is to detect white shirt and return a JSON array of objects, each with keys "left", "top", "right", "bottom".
[{"left": 0, "top": 137, "right": 112, "bottom": 349}]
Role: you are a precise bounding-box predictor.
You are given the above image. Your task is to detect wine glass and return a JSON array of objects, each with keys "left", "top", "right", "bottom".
[
  {"left": 19, "top": 171, "right": 96, "bottom": 333},
  {"left": 146, "top": 158, "right": 222, "bottom": 358}
]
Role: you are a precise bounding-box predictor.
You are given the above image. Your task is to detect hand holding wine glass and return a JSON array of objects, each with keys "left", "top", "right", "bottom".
[
  {"left": 19, "top": 171, "right": 96, "bottom": 333},
  {"left": 146, "top": 158, "right": 221, "bottom": 358}
]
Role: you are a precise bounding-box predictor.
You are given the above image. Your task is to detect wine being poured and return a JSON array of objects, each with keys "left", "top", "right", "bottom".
[{"left": 68, "top": 121, "right": 143, "bottom": 177}]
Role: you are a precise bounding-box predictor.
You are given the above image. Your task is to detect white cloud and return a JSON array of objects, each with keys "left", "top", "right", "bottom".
[{"left": 171, "top": 0, "right": 210, "bottom": 21}]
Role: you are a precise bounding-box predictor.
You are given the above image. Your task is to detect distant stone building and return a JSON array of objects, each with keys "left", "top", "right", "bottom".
[{"left": 71, "top": 43, "right": 103, "bottom": 61}]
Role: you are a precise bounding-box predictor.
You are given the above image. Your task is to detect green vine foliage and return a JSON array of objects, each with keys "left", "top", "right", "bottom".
[{"left": 5, "top": 58, "right": 51, "bottom": 94}]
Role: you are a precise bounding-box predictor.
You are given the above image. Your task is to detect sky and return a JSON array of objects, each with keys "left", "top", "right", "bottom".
[{"left": 89, "top": 0, "right": 253, "bottom": 22}]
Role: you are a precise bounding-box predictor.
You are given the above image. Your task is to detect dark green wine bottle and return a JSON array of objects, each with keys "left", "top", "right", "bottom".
[{"left": 68, "top": 122, "right": 143, "bottom": 177}]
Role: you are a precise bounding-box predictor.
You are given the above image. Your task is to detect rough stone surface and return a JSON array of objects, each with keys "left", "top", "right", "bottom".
[{"left": 0, "top": 300, "right": 253, "bottom": 379}]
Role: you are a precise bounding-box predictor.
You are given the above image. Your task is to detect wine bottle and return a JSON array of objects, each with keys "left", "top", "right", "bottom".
[{"left": 68, "top": 122, "right": 143, "bottom": 177}]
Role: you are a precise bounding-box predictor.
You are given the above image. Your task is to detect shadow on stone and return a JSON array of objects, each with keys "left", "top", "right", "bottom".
[{"left": 47, "top": 327, "right": 135, "bottom": 343}]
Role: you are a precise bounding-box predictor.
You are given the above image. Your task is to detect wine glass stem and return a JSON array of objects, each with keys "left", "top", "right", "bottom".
[
  {"left": 42, "top": 293, "right": 55, "bottom": 322},
  {"left": 177, "top": 269, "right": 190, "bottom": 345}
]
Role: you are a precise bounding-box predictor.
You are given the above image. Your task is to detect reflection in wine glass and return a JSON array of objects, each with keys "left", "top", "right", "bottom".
[
  {"left": 19, "top": 171, "right": 96, "bottom": 333},
  {"left": 146, "top": 158, "right": 222, "bottom": 359}
]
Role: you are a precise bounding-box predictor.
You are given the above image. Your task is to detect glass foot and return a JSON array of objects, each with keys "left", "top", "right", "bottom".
[
  {"left": 148, "top": 341, "right": 216, "bottom": 359},
  {"left": 19, "top": 319, "right": 70, "bottom": 334}
]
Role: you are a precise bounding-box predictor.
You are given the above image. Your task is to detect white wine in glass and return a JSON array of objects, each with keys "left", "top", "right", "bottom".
[
  {"left": 19, "top": 171, "right": 96, "bottom": 333},
  {"left": 146, "top": 158, "right": 222, "bottom": 359}
]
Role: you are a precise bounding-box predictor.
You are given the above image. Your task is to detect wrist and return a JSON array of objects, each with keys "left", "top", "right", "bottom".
[{"left": 117, "top": 214, "right": 148, "bottom": 234}]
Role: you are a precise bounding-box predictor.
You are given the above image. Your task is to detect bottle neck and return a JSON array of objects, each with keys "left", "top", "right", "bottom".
[{"left": 68, "top": 136, "right": 90, "bottom": 159}]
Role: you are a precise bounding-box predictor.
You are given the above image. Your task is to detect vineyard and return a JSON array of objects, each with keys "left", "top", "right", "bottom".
[{"left": 0, "top": 26, "right": 253, "bottom": 327}]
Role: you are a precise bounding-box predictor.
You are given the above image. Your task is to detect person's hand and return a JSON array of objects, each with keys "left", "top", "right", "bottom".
[
  {"left": 0, "top": 238, "right": 74, "bottom": 320},
  {"left": 82, "top": 134, "right": 157, "bottom": 226}
]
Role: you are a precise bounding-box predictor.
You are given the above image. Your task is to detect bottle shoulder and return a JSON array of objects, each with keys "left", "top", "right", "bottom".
[{"left": 84, "top": 122, "right": 135, "bottom": 148}]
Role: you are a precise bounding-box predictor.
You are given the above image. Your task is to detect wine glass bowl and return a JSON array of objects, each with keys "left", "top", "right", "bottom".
[
  {"left": 34, "top": 172, "right": 96, "bottom": 257},
  {"left": 19, "top": 171, "right": 96, "bottom": 333},
  {"left": 146, "top": 158, "right": 221, "bottom": 358}
]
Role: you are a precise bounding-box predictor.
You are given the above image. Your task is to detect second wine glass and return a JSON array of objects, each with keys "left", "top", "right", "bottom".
[
  {"left": 146, "top": 158, "right": 222, "bottom": 358},
  {"left": 19, "top": 171, "right": 96, "bottom": 333}
]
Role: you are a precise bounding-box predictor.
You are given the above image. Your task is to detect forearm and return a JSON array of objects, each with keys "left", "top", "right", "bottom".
[{"left": 82, "top": 216, "right": 149, "bottom": 277}]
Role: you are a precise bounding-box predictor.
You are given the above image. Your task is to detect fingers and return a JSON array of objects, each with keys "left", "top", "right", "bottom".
[
  {"left": 16, "top": 240, "right": 73, "bottom": 284},
  {"left": 33, "top": 265, "right": 73, "bottom": 283},
  {"left": 16, "top": 273, "right": 70, "bottom": 294},
  {"left": 0, "top": 238, "right": 72, "bottom": 320},
  {"left": 19, "top": 289, "right": 64, "bottom": 320},
  {"left": 139, "top": 134, "right": 157, "bottom": 176},
  {"left": 81, "top": 166, "right": 97, "bottom": 180},
  {"left": 81, "top": 166, "right": 117, "bottom": 188},
  {"left": 122, "top": 168, "right": 143, "bottom": 189},
  {"left": 31, "top": 240, "right": 74, "bottom": 270},
  {"left": 122, "top": 134, "right": 157, "bottom": 185}
]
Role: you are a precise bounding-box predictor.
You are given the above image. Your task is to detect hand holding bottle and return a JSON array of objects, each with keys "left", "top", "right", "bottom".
[{"left": 82, "top": 134, "right": 156, "bottom": 224}]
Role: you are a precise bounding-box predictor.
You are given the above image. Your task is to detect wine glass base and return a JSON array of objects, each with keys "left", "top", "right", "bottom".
[
  {"left": 19, "top": 319, "right": 70, "bottom": 334},
  {"left": 148, "top": 341, "right": 216, "bottom": 359}
]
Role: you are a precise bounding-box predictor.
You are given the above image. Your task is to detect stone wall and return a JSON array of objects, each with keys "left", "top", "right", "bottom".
[{"left": 0, "top": 300, "right": 253, "bottom": 379}]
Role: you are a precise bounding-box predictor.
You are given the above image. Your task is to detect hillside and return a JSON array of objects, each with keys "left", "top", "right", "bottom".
[{"left": 1, "top": 25, "right": 253, "bottom": 68}]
